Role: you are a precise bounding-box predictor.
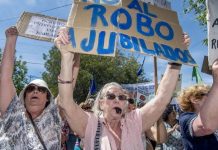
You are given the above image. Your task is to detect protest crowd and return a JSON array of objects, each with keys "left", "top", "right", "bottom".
[{"left": 1, "top": 0, "right": 218, "bottom": 150}]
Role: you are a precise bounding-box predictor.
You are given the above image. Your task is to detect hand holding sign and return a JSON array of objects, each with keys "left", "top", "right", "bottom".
[
  {"left": 55, "top": 27, "right": 71, "bottom": 54},
  {"left": 183, "top": 32, "right": 190, "bottom": 48}
]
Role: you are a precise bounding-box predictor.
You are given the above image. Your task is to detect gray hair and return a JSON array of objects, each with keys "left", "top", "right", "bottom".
[{"left": 92, "top": 82, "right": 123, "bottom": 115}]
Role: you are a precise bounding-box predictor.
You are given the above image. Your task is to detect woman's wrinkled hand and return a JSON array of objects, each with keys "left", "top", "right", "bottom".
[
  {"left": 54, "top": 27, "right": 71, "bottom": 55},
  {"left": 183, "top": 32, "right": 190, "bottom": 48}
]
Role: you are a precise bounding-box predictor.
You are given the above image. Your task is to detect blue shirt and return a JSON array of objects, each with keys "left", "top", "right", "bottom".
[{"left": 179, "top": 112, "right": 218, "bottom": 150}]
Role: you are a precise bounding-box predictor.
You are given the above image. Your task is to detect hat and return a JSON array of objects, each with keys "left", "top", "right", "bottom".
[{"left": 19, "top": 79, "right": 53, "bottom": 106}]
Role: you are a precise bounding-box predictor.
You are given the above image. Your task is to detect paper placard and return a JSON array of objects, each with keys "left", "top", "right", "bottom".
[
  {"left": 122, "top": 82, "right": 155, "bottom": 102},
  {"left": 17, "top": 12, "right": 66, "bottom": 42}
]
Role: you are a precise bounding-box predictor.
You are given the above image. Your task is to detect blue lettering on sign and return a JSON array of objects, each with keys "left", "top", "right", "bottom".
[
  {"left": 127, "top": 0, "right": 157, "bottom": 18},
  {"left": 97, "top": 31, "right": 117, "bottom": 54},
  {"left": 76, "top": 28, "right": 196, "bottom": 65},
  {"left": 111, "top": 8, "right": 132, "bottom": 30},
  {"left": 174, "top": 48, "right": 188, "bottom": 63},
  {"left": 142, "top": 2, "right": 157, "bottom": 18},
  {"left": 155, "top": 22, "right": 174, "bottom": 41},
  {"left": 161, "top": 44, "right": 177, "bottom": 61},
  {"left": 84, "top": 4, "right": 108, "bottom": 27},
  {"left": 153, "top": 42, "right": 166, "bottom": 57},
  {"left": 137, "top": 13, "right": 154, "bottom": 36},
  {"left": 184, "top": 50, "right": 196, "bottom": 64},
  {"left": 128, "top": 0, "right": 143, "bottom": 14},
  {"left": 139, "top": 38, "right": 156, "bottom": 55},
  {"left": 70, "top": 2, "right": 197, "bottom": 65},
  {"left": 81, "top": 30, "right": 96, "bottom": 52},
  {"left": 119, "top": 33, "right": 132, "bottom": 49},
  {"left": 84, "top": 4, "right": 174, "bottom": 42},
  {"left": 131, "top": 36, "right": 140, "bottom": 52},
  {"left": 69, "top": 28, "right": 76, "bottom": 48}
]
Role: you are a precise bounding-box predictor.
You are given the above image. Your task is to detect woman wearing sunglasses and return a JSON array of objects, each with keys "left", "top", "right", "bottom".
[
  {"left": 0, "top": 26, "right": 64, "bottom": 149},
  {"left": 55, "top": 27, "right": 191, "bottom": 150}
]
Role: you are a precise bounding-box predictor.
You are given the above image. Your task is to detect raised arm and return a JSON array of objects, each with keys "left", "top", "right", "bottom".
[
  {"left": 140, "top": 63, "right": 181, "bottom": 131},
  {"left": 139, "top": 33, "right": 189, "bottom": 131},
  {"left": 193, "top": 59, "right": 218, "bottom": 136},
  {"left": 0, "top": 26, "right": 18, "bottom": 115},
  {"left": 55, "top": 27, "right": 88, "bottom": 138}
]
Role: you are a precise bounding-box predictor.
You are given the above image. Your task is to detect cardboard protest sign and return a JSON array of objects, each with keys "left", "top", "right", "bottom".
[
  {"left": 63, "top": 0, "right": 196, "bottom": 65},
  {"left": 75, "top": 0, "right": 171, "bottom": 9},
  {"left": 17, "top": 12, "right": 66, "bottom": 42},
  {"left": 202, "top": 55, "right": 212, "bottom": 75},
  {"left": 207, "top": 0, "right": 218, "bottom": 66}
]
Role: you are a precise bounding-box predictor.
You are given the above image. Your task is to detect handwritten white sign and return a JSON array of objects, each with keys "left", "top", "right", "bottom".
[
  {"left": 17, "top": 12, "right": 66, "bottom": 42},
  {"left": 207, "top": 0, "right": 218, "bottom": 66},
  {"left": 25, "top": 16, "right": 66, "bottom": 39}
]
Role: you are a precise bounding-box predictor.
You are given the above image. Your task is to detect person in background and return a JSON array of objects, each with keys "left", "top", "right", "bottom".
[
  {"left": 178, "top": 60, "right": 218, "bottom": 150},
  {"left": 138, "top": 101, "right": 167, "bottom": 150},
  {"left": 79, "top": 98, "right": 95, "bottom": 113},
  {"left": 162, "top": 104, "right": 183, "bottom": 150}
]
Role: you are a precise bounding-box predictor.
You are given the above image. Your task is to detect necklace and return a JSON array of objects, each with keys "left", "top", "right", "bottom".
[{"left": 104, "top": 122, "right": 121, "bottom": 149}]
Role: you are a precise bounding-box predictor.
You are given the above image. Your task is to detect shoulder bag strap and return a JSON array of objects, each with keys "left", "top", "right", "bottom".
[
  {"left": 94, "top": 117, "right": 102, "bottom": 150},
  {"left": 27, "top": 111, "right": 48, "bottom": 150}
]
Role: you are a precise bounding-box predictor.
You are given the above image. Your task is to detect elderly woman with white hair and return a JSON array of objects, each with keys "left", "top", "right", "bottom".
[{"left": 55, "top": 27, "right": 189, "bottom": 150}]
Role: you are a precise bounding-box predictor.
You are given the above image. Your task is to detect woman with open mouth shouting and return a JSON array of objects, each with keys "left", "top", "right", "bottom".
[{"left": 55, "top": 27, "right": 189, "bottom": 150}]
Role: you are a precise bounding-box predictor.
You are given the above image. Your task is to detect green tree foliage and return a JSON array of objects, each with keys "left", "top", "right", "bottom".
[
  {"left": 42, "top": 47, "right": 150, "bottom": 103},
  {"left": 0, "top": 49, "right": 28, "bottom": 94},
  {"left": 42, "top": 46, "right": 61, "bottom": 97},
  {"left": 183, "top": 0, "right": 206, "bottom": 27},
  {"left": 183, "top": 0, "right": 207, "bottom": 44}
]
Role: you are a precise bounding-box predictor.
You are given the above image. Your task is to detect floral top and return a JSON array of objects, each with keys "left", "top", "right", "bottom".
[
  {"left": 0, "top": 95, "right": 62, "bottom": 150},
  {"left": 61, "top": 120, "right": 71, "bottom": 150},
  {"left": 162, "top": 122, "right": 184, "bottom": 150}
]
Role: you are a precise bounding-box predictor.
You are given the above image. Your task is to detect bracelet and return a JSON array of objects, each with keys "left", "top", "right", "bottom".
[
  {"left": 168, "top": 62, "right": 182, "bottom": 66},
  {"left": 58, "top": 75, "right": 73, "bottom": 84}
]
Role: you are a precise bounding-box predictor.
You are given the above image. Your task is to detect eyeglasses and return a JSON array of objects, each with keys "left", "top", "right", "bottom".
[
  {"left": 128, "top": 98, "right": 135, "bottom": 104},
  {"left": 26, "top": 85, "right": 47, "bottom": 93},
  {"left": 105, "top": 93, "right": 127, "bottom": 101}
]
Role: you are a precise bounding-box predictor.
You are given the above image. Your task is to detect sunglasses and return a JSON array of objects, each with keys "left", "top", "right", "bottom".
[
  {"left": 26, "top": 85, "right": 47, "bottom": 93},
  {"left": 105, "top": 93, "right": 127, "bottom": 101},
  {"left": 128, "top": 98, "right": 135, "bottom": 104}
]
